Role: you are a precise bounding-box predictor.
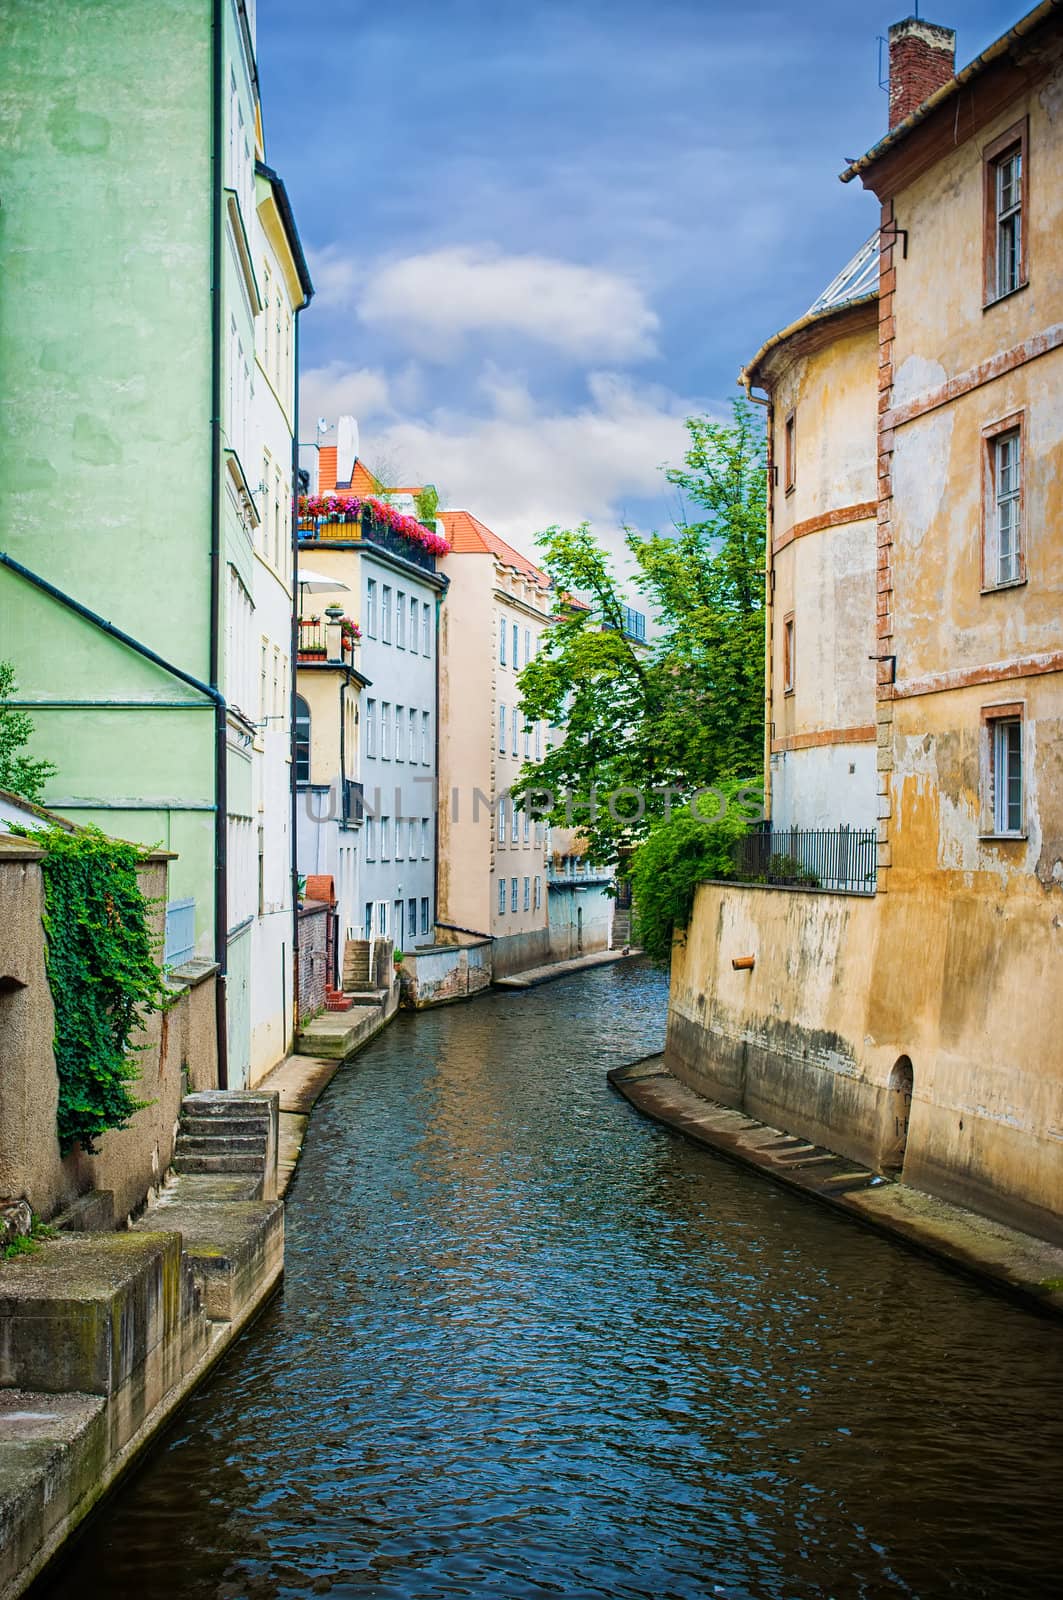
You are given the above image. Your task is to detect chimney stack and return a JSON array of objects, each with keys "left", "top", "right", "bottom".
[{"left": 887, "top": 16, "right": 956, "bottom": 129}]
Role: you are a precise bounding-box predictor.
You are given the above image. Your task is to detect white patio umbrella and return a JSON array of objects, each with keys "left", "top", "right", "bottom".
[{"left": 298, "top": 568, "right": 351, "bottom": 620}]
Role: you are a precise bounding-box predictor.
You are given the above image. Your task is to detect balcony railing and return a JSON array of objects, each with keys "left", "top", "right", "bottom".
[
  {"left": 297, "top": 617, "right": 357, "bottom": 667},
  {"left": 298, "top": 509, "right": 439, "bottom": 575},
  {"left": 548, "top": 859, "right": 612, "bottom": 886},
  {"left": 602, "top": 604, "right": 647, "bottom": 643},
  {"left": 733, "top": 824, "right": 877, "bottom": 895}
]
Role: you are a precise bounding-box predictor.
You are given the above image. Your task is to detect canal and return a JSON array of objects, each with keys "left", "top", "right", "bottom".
[{"left": 37, "top": 962, "right": 1063, "bottom": 1600}]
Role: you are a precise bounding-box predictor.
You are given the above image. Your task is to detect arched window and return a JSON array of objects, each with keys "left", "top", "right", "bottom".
[{"left": 294, "top": 695, "right": 310, "bottom": 785}]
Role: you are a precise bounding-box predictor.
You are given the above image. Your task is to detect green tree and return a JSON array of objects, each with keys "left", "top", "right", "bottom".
[
  {"left": 629, "top": 784, "right": 762, "bottom": 962},
  {"left": 512, "top": 400, "right": 766, "bottom": 860},
  {"left": 0, "top": 660, "right": 56, "bottom": 803}
]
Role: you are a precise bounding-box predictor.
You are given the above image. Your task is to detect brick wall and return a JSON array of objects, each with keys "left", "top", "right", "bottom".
[
  {"left": 298, "top": 902, "right": 329, "bottom": 1019},
  {"left": 888, "top": 19, "right": 955, "bottom": 130}
]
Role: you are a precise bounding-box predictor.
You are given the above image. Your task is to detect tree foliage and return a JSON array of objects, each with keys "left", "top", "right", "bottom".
[
  {"left": 511, "top": 401, "right": 766, "bottom": 861},
  {"left": 14, "top": 825, "right": 166, "bottom": 1154},
  {"left": 0, "top": 660, "right": 56, "bottom": 803},
  {"left": 629, "top": 788, "right": 762, "bottom": 962}
]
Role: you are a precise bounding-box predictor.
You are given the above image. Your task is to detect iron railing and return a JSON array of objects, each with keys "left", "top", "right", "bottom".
[
  {"left": 734, "top": 824, "right": 877, "bottom": 895},
  {"left": 297, "top": 617, "right": 357, "bottom": 666}
]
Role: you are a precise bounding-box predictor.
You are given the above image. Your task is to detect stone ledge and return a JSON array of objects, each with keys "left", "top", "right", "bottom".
[{"left": 609, "top": 1055, "right": 1063, "bottom": 1321}]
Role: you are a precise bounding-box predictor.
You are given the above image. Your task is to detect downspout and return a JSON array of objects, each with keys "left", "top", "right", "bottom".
[
  {"left": 743, "top": 382, "right": 774, "bottom": 825},
  {"left": 337, "top": 674, "right": 347, "bottom": 989},
  {"left": 291, "top": 305, "right": 307, "bottom": 1034},
  {"left": 210, "top": 0, "right": 229, "bottom": 1088}
]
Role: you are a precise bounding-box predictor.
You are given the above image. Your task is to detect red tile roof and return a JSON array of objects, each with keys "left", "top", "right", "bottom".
[
  {"left": 437, "top": 510, "right": 550, "bottom": 587},
  {"left": 318, "top": 446, "right": 337, "bottom": 493},
  {"left": 316, "top": 451, "right": 382, "bottom": 497}
]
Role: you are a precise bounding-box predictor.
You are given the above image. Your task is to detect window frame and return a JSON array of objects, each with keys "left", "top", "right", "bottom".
[
  {"left": 366, "top": 578, "right": 377, "bottom": 638},
  {"left": 498, "top": 878, "right": 507, "bottom": 916},
  {"left": 981, "top": 410, "right": 1026, "bottom": 592},
  {"left": 983, "top": 118, "right": 1028, "bottom": 309},
  {"left": 980, "top": 702, "right": 1026, "bottom": 839},
  {"left": 783, "top": 409, "right": 796, "bottom": 495},
  {"left": 511, "top": 876, "right": 518, "bottom": 913},
  {"left": 294, "top": 694, "right": 310, "bottom": 784},
  {"left": 782, "top": 612, "right": 796, "bottom": 696},
  {"left": 499, "top": 614, "right": 507, "bottom": 666}
]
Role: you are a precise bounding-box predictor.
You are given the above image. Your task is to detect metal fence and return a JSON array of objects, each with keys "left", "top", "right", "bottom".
[{"left": 734, "top": 825, "right": 877, "bottom": 895}]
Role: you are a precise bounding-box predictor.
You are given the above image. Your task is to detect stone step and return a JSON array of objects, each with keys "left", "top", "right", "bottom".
[
  {"left": 175, "top": 1134, "right": 267, "bottom": 1157},
  {"left": 172, "top": 1153, "right": 264, "bottom": 1176},
  {"left": 181, "top": 1091, "right": 276, "bottom": 1120},
  {"left": 179, "top": 1115, "right": 269, "bottom": 1140}
]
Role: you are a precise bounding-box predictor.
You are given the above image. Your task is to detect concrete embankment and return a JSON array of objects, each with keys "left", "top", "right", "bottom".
[
  {"left": 610, "top": 1056, "right": 1063, "bottom": 1321},
  {"left": 0, "top": 988, "right": 400, "bottom": 1599}
]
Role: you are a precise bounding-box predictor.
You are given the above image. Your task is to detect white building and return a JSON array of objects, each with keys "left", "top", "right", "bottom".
[{"left": 242, "top": 157, "right": 312, "bottom": 1081}]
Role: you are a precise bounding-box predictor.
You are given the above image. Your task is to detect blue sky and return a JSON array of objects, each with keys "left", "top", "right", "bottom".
[{"left": 258, "top": 0, "right": 1023, "bottom": 557}]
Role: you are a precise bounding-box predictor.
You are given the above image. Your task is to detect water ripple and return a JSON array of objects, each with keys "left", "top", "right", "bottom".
[{"left": 36, "top": 963, "right": 1063, "bottom": 1600}]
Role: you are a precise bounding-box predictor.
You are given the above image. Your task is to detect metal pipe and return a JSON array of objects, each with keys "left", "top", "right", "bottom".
[{"left": 209, "top": 0, "right": 229, "bottom": 1089}]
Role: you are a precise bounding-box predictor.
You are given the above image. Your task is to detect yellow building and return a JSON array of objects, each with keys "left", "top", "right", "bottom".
[
  {"left": 437, "top": 512, "right": 553, "bottom": 976},
  {"left": 668, "top": 3, "right": 1063, "bottom": 1244}
]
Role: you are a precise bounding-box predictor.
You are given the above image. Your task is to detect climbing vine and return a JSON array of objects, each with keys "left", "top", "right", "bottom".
[{"left": 16, "top": 825, "right": 168, "bottom": 1153}]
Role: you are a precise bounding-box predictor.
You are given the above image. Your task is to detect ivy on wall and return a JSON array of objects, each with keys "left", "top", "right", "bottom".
[{"left": 16, "top": 824, "right": 168, "bottom": 1153}]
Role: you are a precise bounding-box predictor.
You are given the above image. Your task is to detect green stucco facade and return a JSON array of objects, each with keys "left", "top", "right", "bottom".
[{"left": 0, "top": 0, "right": 259, "bottom": 1042}]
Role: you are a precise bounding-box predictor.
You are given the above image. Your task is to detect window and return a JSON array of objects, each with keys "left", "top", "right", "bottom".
[
  {"left": 511, "top": 877, "right": 518, "bottom": 913},
  {"left": 260, "top": 636, "right": 269, "bottom": 720},
  {"left": 422, "top": 710, "right": 430, "bottom": 764},
  {"left": 366, "top": 579, "right": 378, "bottom": 637},
  {"left": 499, "top": 704, "right": 507, "bottom": 752},
  {"left": 983, "top": 706, "right": 1024, "bottom": 836},
  {"left": 984, "top": 121, "right": 1027, "bottom": 304},
  {"left": 523, "top": 876, "right": 530, "bottom": 911},
  {"left": 511, "top": 709, "right": 519, "bottom": 758},
  {"left": 408, "top": 897, "right": 417, "bottom": 938},
  {"left": 524, "top": 718, "right": 531, "bottom": 760},
  {"left": 294, "top": 695, "right": 310, "bottom": 783},
  {"left": 422, "top": 602, "right": 431, "bottom": 656},
  {"left": 421, "top": 817, "right": 430, "bottom": 858},
  {"left": 983, "top": 416, "right": 1024, "bottom": 589},
  {"left": 410, "top": 708, "right": 418, "bottom": 763},
  {"left": 498, "top": 878, "right": 507, "bottom": 915},
  {"left": 782, "top": 613, "right": 795, "bottom": 695},
  {"left": 382, "top": 586, "right": 392, "bottom": 643},
  {"left": 497, "top": 794, "right": 507, "bottom": 843},
  {"left": 261, "top": 452, "right": 271, "bottom": 556},
  {"left": 381, "top": 702, "right": 391, "bottom": 759},
  {"left": 512, "top": 622, "right": 519, "bottom": 668},
  {"left": 512, "top": 801, "right": 519, "bottom": 844},
  {"left": 365, "top": 698, "right": 377, "bottom": 757},
  {"left": 524, "top": 628, "right": 531, "bottom": 666},
  {"left": 534, "top": 875, "right": 542, "bottom": 910},
  {"left": 523, "top": 809, "right": 530, "bottom": 844},
  {"left": 395, "top": 704, "right": 405, "bottom": 761},
  {"left": 409, "top": 597, "right": 419, "bottom": 654},
  {"left": 784, "top": 410, "right": 796, "bottom": 494},
  {"left": 499, "top": 615, "right": 507, "bottom": 665},
  {"left": 535, "top": 721, "right": 541, "bottom": 760},
  {"left": 395, "top": 819, "right": 404, "bottom": 859},
  {"left": 380, "top": 817, "right": 391, "bottom": 859},
  {"left": 396, "top": 590, "right": 406, "bottom": 648},
  {"left": 365, "top": 818, "right": 376, "bottom": 860},
  {"left": 364, "top": 903, "right": 373, "bottom": 940},
  {"left": 420, "top": 897, "right": 430, "bottom": 935}
]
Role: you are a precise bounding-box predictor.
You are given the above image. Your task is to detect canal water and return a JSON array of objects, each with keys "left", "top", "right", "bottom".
[{"left": 37, "top": 962, "right": 1063, "bottom": 1600}]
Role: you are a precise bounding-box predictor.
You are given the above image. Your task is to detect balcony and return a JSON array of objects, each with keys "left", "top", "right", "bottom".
[
  {"left": 548, "top": 857, "right": 613, "bottom": 888},
  {"left": 297, "top": 617, "right": 358, "bottom": 668},
  {"left": 733, "top": 825, "right": 877, "bottom": 895},
  {"left": 602, "top": 604, "right": 647, "bottom": 643},
  {"left": 298, "top": 507, "right": 440, "bottom": 576}
]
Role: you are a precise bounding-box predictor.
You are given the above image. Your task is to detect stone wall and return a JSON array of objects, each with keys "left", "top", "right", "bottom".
[
  {"left": 548, "top": 883, "right": 612, "bottom": 961},
  {"left": 491, "top": 925, "right": 552, "bottom": 978},
  {"left": 399, "top": 940, "right": 492, "bottom": 1009},
  {"left": 668, "top": 876, "right": 1063, "bottom": 1246},
  {"left": 0, "top": 844, "right": 219, "bottom": 1225}
]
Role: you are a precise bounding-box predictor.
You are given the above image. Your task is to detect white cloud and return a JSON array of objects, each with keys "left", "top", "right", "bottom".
[
  {"left": 299, "top": 362, "right": 392, "bottom": 429},
  {"left": 359, "top": 246, "right": 659, "bottom": 363},
  {"left": 357, "top": 368, "right": 698, "bottom": 565},
  {"left": 304, "top": 244, "right": 361, "bottom": 310}
]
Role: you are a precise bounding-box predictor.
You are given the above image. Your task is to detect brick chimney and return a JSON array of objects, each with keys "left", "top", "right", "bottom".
[{"left": 888, "top": 17, "right": 956, "bottom": 129}]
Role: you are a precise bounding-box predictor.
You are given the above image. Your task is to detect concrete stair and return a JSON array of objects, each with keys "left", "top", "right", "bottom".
[
  {"left": 171, "top": 1091, "right": 279, "bottom": 1201},
  {"left": 342, "top": 938, "right": 373, "bottom": 991},
  {"left": 612, "top": 909, "right": 632, "bottom": 945}
]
